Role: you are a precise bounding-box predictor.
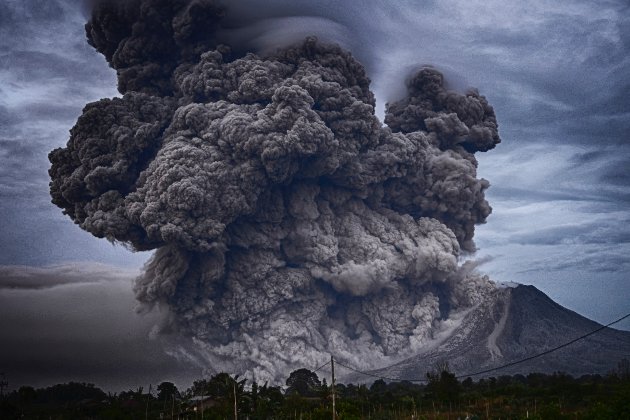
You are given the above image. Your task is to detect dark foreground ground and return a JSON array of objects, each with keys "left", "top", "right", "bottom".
[{"left": 1, "top": 361, "right": 630, "bottom": 419}]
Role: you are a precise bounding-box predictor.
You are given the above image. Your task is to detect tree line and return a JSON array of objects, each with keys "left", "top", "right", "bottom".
[{"left": 1, "top": 359, "right": 629, "bottom": 419}]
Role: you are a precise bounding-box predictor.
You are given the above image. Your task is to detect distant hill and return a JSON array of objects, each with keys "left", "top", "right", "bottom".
[{"left": 345, "top": 285, "right": 630, "bottom": 382}]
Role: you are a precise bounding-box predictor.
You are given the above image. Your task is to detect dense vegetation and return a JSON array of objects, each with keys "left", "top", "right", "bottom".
[{"left": 1, "top": 360, "right": 629, "bottom": 419}]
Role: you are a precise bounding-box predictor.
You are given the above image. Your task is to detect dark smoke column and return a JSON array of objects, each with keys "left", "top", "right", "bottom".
[{"left": 49, "top": 0, "right": 500, "bottom": 381}]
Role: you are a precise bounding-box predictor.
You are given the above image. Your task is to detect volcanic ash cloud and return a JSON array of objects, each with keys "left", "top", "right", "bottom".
[{"left": 49, "top": 0, "right": 501, "bottom": 381}]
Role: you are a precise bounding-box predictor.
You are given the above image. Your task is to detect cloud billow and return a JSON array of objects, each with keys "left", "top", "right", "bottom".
[{"left": 49, "top": 0, "right": 500, "bottom": 381}]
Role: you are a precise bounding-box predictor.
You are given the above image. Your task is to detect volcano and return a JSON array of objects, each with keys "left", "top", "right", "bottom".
[{"left": 346, "top": 284, "right": 630, "bottom": 382}]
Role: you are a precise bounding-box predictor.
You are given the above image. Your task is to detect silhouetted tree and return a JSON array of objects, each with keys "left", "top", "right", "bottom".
[
  {"left": 285, "top": 369, "right": 321, "bottom": 397},
  {"left": 157, "top": 381, "right": 179, "bottom": 401},
  {"left": 253, "top": 383, "right": 284, "bottom": 418},
  {"left": 462, "top": 377, "right": 473, "bottom": 389},
  {"left": 426, "top": 363, "right": 460, "bottom": 402},
  {"left": 370, "top": 379, "right": 387, "bottom": 394},
  {"left": 40, "top": 382, "right": 106, "bottom": 403},
  {"left": 17, "top": 386, "right": 36, "bottom": 404}
]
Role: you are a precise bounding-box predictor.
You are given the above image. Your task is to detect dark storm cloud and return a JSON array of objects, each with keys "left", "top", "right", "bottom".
[
  {"left": 46, "top": 0, "right": 503, "bottom": 381},
  {"left": 0, "top": 264, "right": 200, "bottom": 391}
]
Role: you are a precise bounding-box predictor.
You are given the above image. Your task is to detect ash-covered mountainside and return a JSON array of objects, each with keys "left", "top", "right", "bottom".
[{"left": 358, "top": 285, "right": 630, "bottom": 381}]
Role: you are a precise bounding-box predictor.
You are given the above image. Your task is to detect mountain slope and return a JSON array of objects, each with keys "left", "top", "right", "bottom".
[{"left": 350, "top": 285, "right": 630, "bottom": 381}]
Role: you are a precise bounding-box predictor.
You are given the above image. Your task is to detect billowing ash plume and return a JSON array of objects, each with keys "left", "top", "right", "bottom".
[{"left": 50, "top": 0, "right": 500, "bottom": 381}]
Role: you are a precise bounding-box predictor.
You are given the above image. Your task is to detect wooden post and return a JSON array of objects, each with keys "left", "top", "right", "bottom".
[
  {"left": 331, "top": 355, "right": 336, "bottom": 420},
  {"left": 233, "top": 380, "right": 238, "bottom": 420}
]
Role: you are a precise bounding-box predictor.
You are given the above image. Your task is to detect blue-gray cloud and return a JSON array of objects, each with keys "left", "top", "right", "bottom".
[
  {"left": 0, "top": 263, "right": 138, "bottom": 289},
  {"left": 511, "top": 221, "right": 630, "bottom": 247}
]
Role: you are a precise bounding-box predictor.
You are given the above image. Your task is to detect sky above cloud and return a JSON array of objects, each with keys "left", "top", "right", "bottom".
[{"left": 0, "top": 0, "right": 628, "bottom": 390}]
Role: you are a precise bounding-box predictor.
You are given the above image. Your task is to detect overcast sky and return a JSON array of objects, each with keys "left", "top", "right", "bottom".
[{"left": 1, "top": 0, "right": 629, "bottom": 391}]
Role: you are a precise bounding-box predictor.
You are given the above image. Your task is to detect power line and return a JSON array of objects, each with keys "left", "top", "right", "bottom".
[
  {"left": 314, "top": 360, "right": 331, "bottom": 373},
  {"left": 332, "top": 310, "right": 630, "bottom": 383},
  {"left": 455, "top": 311, "right": 630, "bottom": 379}
]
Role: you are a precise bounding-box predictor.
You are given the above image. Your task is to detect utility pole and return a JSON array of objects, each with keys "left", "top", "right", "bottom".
[
  {"left": 331, "top": 355, "right": 336, "bottom": 420},
  {"left": 233, "top": 380, "right": 238, "bottom": 420}
]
